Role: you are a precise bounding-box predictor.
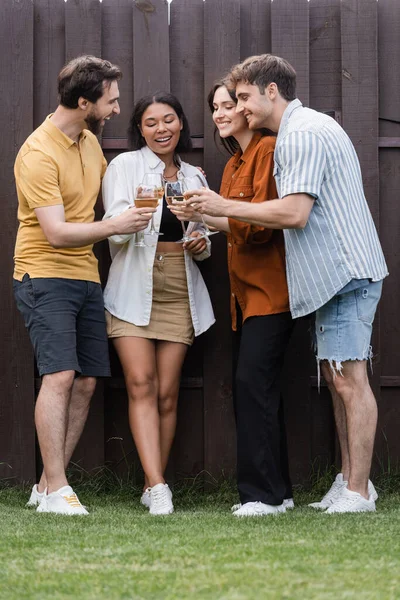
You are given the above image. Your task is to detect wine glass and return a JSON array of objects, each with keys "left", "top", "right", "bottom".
[
  {"left": 182, "top": 174, "right": 219, "bottom": 237},
  {"left": 133, "top": 182, "right": 160, "bottom": 247},
  {"left": 142, "top": 173, "right": 164, "bottom": 236},
  {"left": 164, "top": 181, "right": 192, "bottom": 243}
]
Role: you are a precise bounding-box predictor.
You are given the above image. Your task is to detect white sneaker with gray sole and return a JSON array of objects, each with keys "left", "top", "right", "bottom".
[
  {"left": 140, "top": 488, "right": 151, "bottom": 509},
  {"left": 26, "top": 484, "right": 44, "bottom": 508},
  {"left": 36, "top": 486, "right": 88, "bottom": 515},
  {"left": 324, "top": 487, "right": 376, "bottom": 514},
  {"left": 309, "top": 473, "right": 378, "bottom": 510},
  {"left": 233, "top": 501, "right": 286, "bottom": 517},
  {"left": 149, "top": 483, "right": 174, "bottom": 516},
  {"left": 231, "top": 497, "right": 294, "bottom": 513}
]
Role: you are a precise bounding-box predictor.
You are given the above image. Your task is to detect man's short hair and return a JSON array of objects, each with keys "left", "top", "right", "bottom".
[
  {"left": 228, "top": 54, "right": 297, "bottom": 101},
  {"left": 58, "top": 55, "right": 122, "bottom": 109}
]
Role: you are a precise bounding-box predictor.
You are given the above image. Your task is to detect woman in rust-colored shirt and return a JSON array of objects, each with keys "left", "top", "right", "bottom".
[{"left": 204, "top": 82, "right": 295, "bottom": 516}]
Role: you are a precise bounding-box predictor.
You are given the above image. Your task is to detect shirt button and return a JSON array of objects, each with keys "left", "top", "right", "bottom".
[
  {"left": 231, "top": 293, "right": 235, "bottom": 298},
  {"left": 228, "top": 242, "right": 232, "bottom": 247},
  {"left": 239, "top": 192, "right": 244, "bottom": 197}
]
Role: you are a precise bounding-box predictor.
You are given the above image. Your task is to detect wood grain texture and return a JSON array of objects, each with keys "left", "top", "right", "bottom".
[
  {"left": 203, "top": 0, "right": 241, "bottom": 480},
  {"left": 65, "top": 0, "right": 101, "bottom": 61},
  {"left": 133, "top": 0, "right": 170, "bottom": 101},
  {"left": 0, "top": 0, "right": 36, "bottom": 483},
  {"left": 271, "top": 0, "right": 310, "bottom": 106},
  {"left": 240, "top": 0, "right": 272, "bottom": 60},
  {"left": 170, "top": 0, "right": 204, "bottom": 136}
]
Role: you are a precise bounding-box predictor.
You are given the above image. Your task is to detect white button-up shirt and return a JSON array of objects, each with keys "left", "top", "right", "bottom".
[{"left": 102, "top": 146, "right": 215, "bottom": 337}]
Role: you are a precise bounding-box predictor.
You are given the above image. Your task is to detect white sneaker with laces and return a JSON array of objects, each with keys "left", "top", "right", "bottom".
[
  {"left": 324, "top": 487, "right": 376, "bottom": 514},
  {"left": 308, "top": 473, "right": 347, "bottom": 509},
  {"left": 140, "top": 487, "right": 151, "bottom": 509},
  {"left": 36, "top": 485, "right": 88, "bottom": 515},
  {"left": 309, "top": 474, "right": 378, "bottom": 509},
  {"left": 149, "top": 483, "right": 174, "bottom": 515},
  {"left": 26, "top": 484, "right": 44, "bottom": 507},
  {"left": 233, "top": 501, "right": 286, "bottom": 517},
  {"left": 231, "top": 497, "right": 294, "bottom": 513}
]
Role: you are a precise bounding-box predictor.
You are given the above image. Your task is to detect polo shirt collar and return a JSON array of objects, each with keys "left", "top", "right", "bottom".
[
  {"left": 43, "top": 114, "right": 87, "bottom": 149},
  {"left": 277, "top": 99, "right": 303, "bottom": 140},
  {"left": 232, "top": 131, "right": 263, "bottom": 167}
]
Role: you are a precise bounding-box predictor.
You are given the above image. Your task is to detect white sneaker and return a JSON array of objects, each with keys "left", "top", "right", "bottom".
[
  {"left": 324, "top": 487, "right": 376, "bottom": 514},
  {"left": 140, "top": 488, "right": 151, "bottom": 509},
  {"left": 233, "top": 501, "right": 286, "bottom": 517},
  {"left": 309, "top": 474, "right": 378, "bottom": 509},
  {"left": 231, "top": 497, "right": 294, "bottom": 512},
  {"left": 308, "top": 473, "right": 347, "bottom": 509},
  {"left": 26, "top": 484, "right": 44, "bottom": 507},
  {"left": 283, "top": 497, "right": 295, "bottom": 510},
  {"left": 149, "top": 483, "right": 174, "bottom": 515},
  {"left": 36, "top": 486, "right": 88, "bottom": 515}
]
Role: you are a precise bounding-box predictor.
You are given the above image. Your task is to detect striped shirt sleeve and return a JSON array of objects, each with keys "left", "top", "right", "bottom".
[{"left": 278, "top": 131, "right": 326, "bottom": 200}]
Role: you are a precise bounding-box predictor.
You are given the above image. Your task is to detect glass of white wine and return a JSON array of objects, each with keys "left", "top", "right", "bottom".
[
  {"left": 164, "top": 181, "right": 192, "bottom": 243},
  {"left": 182, "top": 174, "right": 219, "bottom": 237},
  {"left": 134, "top": 182, "right": 160, "bottom": 247},
  {"left": 142, "top": 173, "right": 164, "bottom": 236}
]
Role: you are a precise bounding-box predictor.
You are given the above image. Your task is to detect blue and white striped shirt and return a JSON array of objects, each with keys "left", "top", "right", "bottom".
[{"left": 274, "top": 99, "right": 388, "bottom": 318}]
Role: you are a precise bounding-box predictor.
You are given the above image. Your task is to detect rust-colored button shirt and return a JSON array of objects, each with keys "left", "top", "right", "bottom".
[{"left": 220, "top": 133, "right": 290, "bottom": 330}]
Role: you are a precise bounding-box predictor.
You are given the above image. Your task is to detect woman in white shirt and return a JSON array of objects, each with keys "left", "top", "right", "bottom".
[{"left": 102, "top": 92, "right": 215, "bottom": 515}]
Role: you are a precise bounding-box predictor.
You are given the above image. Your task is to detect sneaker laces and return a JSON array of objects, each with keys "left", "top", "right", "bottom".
[
  {"left": 151, "top": 486, "right": 170, "bottom": 511},
  {"left": 63, "top": 493, "right": 83, "bottom": 508},
  {"left": 329, "top": 492, "right": 360, "bottom": 511}
]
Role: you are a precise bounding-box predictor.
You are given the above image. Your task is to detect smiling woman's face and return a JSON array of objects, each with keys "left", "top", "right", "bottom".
[
  {"left": 140, "top": 102, "right": 182, "bottom": 158},
  {"left": 212, "top": 85, "right": 248, "bottom": 139}
]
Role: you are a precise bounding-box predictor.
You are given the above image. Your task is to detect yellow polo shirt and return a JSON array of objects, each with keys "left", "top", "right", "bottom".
[{"left": 13, "top": 115, "right": 107, "bottom": 282}]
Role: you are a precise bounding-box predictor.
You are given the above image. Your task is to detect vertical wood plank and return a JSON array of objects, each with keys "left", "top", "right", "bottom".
[
  {"left": 65, "top": 0, "right": 102, "bottom": 61},
  {"left": 33, "top": 0, "right": 65, "bottom": 128},
  {"left": 271, "top": 0, "right": 310, "bottom": 106},
  {"left": 0, "top": 0, "right": 36, "bottom": 484},
  {"left": 309, "top": 0, "right": 341, "bottom": 113},
  {"left": 169, "top": 0, "right": 205, "bottom": 482},
  {"left": 376, "top": 0, "right": 400, "bottom": 467},
  {"left": 203, "top": 0, "right": 241, "bottom": 480},
  {"left": 133, "top": 0, "right": 170, "bottom": 102},
  {"left": 102, "top": 0, "right": 134, "bottom": 139},
  {"left": 240, "top": 0, "right": 272, "bottom": 60},
  {"left": 64, "top": 0, "right": 104, "bottom": 470},
  {"left": 170, "top": 0, "right": 204, "bottom": 136}
]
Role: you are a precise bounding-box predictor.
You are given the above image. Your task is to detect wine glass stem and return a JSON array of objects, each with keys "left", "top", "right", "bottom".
[
  {"left": 201, "top": 215, "right": 211, "bottom": 235},
  {"left": 150, "top": 215, "right": 155, "bottom": 234}
]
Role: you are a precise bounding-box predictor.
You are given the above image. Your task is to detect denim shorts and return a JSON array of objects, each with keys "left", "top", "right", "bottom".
[
  {"left": 13, "top": 275, "right": 111, "bottom": 377},
  {"left": 314, "top": 280, "right": 383, "bottom": 368}
]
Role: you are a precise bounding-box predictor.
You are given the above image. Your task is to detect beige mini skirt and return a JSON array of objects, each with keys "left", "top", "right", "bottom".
[{"left": 106, "top": 252, "right": 194, "bottom": 346}]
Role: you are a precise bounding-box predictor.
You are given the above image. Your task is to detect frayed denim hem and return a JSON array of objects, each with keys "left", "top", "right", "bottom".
[{"left": 316, "top": 345, "right": 373, "bottom": 390}]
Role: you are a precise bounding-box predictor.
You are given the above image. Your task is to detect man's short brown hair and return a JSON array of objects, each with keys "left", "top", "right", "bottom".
[
  {"left": 58, "top": 55, "right": 122, "bottom": 109},
  {"left": 228, "top": 54, "right": 297, "bottom": 101}
]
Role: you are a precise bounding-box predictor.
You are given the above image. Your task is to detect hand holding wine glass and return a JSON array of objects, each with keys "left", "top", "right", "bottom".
[
  {"left": 134, "top": 180, "right": 161, "bottom": 247},
  {"left": 182, "top": 175, "right": 219, "bottom": 237},
  {"left": 164, "top": 180, "right": 192, "bottom": 243}
]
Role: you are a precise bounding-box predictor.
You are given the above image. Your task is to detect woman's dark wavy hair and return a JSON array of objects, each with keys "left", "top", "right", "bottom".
[
  {"left": 128, "top": 92, "right": 192, "bottom": 168},
  {"left": 207, "top": 80, "right": 275, "bottom": 156},
  {"left": 207, "top": 81, "right": 239, "bottom": 156}
]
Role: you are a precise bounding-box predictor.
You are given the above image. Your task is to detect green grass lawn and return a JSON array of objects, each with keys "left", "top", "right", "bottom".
[{"left": 1, "top": 483, "right": 399, "bottom": 600}]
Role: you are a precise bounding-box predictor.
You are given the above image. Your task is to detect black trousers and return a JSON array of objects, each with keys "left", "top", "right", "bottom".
[{"left": 233, "top": 310, "right": 294, "bottom": 505}]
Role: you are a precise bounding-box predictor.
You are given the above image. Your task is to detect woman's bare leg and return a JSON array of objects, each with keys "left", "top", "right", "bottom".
[
  {"left": 113, "top": 336, "right": 164, "bottom": 488},
  {"left": 156, "top": 340, "right": 188, "bottom": 473}
]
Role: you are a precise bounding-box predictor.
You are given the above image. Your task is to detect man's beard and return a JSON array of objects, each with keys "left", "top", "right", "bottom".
[{"left": 84, "top": 114, "right": 103, "bottom": 136}]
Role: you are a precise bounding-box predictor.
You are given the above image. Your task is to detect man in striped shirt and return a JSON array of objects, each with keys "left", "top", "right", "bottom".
[{"left": 187, "top": 54, "right": 388, "bottom": 514}]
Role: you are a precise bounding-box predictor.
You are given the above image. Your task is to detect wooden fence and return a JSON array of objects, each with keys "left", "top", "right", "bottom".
[{"left": 1, "top": 0, "right": 399, "bottom": 486}]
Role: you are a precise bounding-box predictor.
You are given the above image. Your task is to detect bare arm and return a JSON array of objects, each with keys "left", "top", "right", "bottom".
[
  {"left": 35, "top": 204, "right": 155, "bottom": 249},
  {"left": 185, "top": 189, "right": 314, "bottom": 229}
]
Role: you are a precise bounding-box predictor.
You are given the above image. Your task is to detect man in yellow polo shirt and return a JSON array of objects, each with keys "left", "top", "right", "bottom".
[{"left": 13, "top": 55, "right": 155, "bottom": 515}]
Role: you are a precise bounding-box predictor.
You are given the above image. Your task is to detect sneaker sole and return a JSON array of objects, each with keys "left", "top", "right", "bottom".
[{"left": 149, "top": 508, "right": 174, "bottom": 516}]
